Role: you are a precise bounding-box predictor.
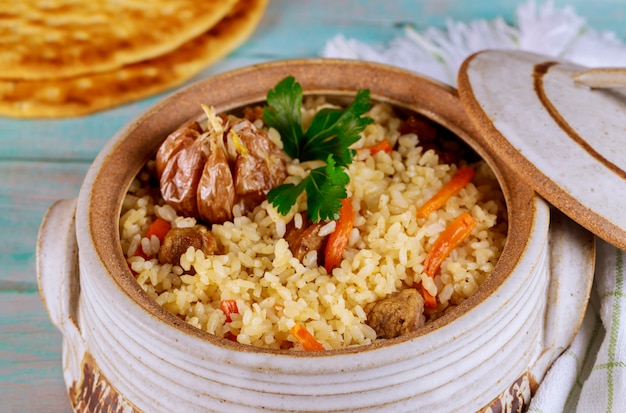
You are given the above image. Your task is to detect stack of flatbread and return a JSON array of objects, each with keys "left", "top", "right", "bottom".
[{"left": 0, "top": 0, "right": 268, "bottom": 118}]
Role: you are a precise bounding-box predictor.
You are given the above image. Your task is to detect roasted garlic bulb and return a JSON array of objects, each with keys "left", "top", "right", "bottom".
[{"left": 156, "top": 106, "right": 287, "bottom": 224}]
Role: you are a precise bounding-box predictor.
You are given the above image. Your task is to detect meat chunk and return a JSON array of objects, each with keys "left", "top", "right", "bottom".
[
  {"left": 399, "top": 114, "right": 454, "bottom": 162},
  {"left": 158, "top": 225, "right": 220, "bottom": 265},
  {"left": 284, "top": 213, "right": 327, "bottom": 263},
  {"left": 364, "top": 289, "right": 425, "bottom": 339},
  {"left": 399, "top": 114, "right": 479, "bottom": 165},
  {"left": 398, "top": 114, "right": 438, "bottom": 142}
]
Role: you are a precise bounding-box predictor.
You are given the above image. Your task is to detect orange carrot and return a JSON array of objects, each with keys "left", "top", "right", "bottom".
[
  {"left": 421, "top": 212, "right": 476, "bottom": 308},
  {"left": 224, "top": 331, "right": 238, "bottom": 342},
  {"left": 291, "top": 323, "right": 324, "bottom": 351},
  {"left": 423, "top": 212, "right": 476, "bottom": 278},
  {"left": 367, "top": 140, "right": 393, "bottom": 155},
  {"left": 220, "top": 299, "right": 239, "bottom": 323},
  {"left": 134, "top": 217, "right": 171, "bottom": 258},
  {"left": 324, "top": 197, "right": 354, "bottom": 273},
  {"left": 145, "top": 217, "right": 171, "bottom": 242},
  {"left": 417, "top": 167, "right": 475, "bottom": 219},
  {"left": 421, "top": 286, "right": 438, "bottom": 309},
  {"left": 133, "top": 248, "right": 149, "bottom": 260}
]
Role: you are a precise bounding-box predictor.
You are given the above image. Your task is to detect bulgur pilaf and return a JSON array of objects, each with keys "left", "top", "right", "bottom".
[{"left": 119, "top": 95, "right": 507, "bottom": 351}]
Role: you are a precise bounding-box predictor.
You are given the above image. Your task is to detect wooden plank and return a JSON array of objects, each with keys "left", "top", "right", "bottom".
[
  {"left": 0, "top": 161, "right": 89, "bottom": 286},
  {"left": 1, "top": 2, "right": 625, "bottom": 412},
  {"left": 0, "top": 292, "right": 71, "bottom": 413},
  {"left": 0, "top": 1, "right": 450, "bottom": 162}
]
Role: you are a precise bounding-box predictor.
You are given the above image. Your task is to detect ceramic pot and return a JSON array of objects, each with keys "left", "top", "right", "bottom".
[{"left": 37, "top": 59, "right": 594, "bottom": 413}]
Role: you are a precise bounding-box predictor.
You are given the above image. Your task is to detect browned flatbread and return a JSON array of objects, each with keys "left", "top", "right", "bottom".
[
  {"left": 0, "top": 0, "right": 239, "bottom": 79},
  {"left": 0, "top": 0, "right": 268, "bottom": 118}
]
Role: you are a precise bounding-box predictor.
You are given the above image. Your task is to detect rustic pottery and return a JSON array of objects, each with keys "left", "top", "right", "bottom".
[
  {"left": 37, "top": 58, "right": 596, "bottom": 412},
  {"left": 459, "top": 50, "right": 626, "bottom": 250}
]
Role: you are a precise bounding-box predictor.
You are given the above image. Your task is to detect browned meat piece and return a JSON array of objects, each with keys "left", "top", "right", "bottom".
[
  {"left": 364, "top": 289, "right": 425, "bottom": 339},
  {"left": 284, "top": 213, "right": 327, "bottom": 263},
  {"left": 158, "top": 225, "right": 220, "bottom": 265},
  {"left": 399, "top": 114, "right": 449, "bottom": 162},
  {"left": 399, "top": 114, "right": 479, "bottom": 165},
  {"left": 155, "top": 121, "right": 203, "bottom": 178},
  {"left": 230, "top": 119, "right": 288, "bottom": 210},
  {"left": 399, "top": 114, "right": 459, "bottom": 164},
  {"left": 399, "top": 114, "right": 438, "bottom": 142}
]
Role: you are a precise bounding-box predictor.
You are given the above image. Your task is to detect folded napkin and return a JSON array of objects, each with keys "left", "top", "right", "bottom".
[
  {"left": 530, "top": 240, "right": 625, "bottom": 412},
  {"left": 321, "top": 2, "right": 626, "bottom": 411}
]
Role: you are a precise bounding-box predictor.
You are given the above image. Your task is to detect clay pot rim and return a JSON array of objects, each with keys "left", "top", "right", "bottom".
[{"left": 82, "top": 58, "right": 535, "bottom": 356}]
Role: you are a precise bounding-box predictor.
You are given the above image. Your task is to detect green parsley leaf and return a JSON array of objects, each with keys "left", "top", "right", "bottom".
[
  {"left": 266, "top": 181, "right": 303, "bottom": 216},
  {"left": 263, "top": 76, "right": 372, "bottom": 222},
  {"left": 263, "top": 76, "right": 303, "bottom": 159},
  {"left": 301, "top": 89, "right": 373, "bottom": 166},
  {"left": 302, "top": 155, "right": 350, "bottom": 221},
  {"left": 267, "top": 155, "right": 349, "bottom": 222}
]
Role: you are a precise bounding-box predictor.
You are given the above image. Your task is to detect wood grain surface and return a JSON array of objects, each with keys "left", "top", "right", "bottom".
[{"left": 1, "top": 1, "right": 624, "bottom": 411}]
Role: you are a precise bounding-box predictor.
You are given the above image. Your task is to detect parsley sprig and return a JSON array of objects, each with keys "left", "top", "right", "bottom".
[{"left": 263, "top": 76, "right": 373, "bottom": 222}]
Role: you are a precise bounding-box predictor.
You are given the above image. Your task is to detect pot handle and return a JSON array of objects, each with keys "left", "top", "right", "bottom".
[
  {"left": 573, "top": 67, "right": 626, "bottom": 88},
  {"left": 531, "top": 209, "right": 596, "bottom": 380},
  {"left": 37, "top": 198, "right": 86, "bottom": 364}
]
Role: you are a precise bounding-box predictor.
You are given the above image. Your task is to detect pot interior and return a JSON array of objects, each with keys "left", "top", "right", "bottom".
[{"left": 86, "top": 59, "right": 535, "bottom": 354}]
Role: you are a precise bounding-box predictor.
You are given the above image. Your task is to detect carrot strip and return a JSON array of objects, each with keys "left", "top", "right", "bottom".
[
  {"left": 221, "top": 300, "right": 239, "bottom": 341},
  {"left": 420, "top": 212, "right": 476, "bottom": 308},
  {"left": 133, "top": 248, "right": 149, "bottom": 260},
  {"left": 224, "top": 331, "right": 238, "bottom": 342},
  {"left": 134, "top": 217, "right": 171, "bottom": 258},
  {"left": 145, "top": 217, "right": 171, "bottom": 242},
  {"left": 417, "top": 167, "right": 475, "bottom": 219},
  {"left": 423, "top": 212, "right": 476, "bottom": 278},
  {"left": 367, "top": 140, "right": 393, "bottom": 155},
  {"left": 291, "top": 323, "right": 324, "bottom": 351},
  {"left": 324, "top": 197, "right": 354, "bottom": 273},
  {"left": 220, "top": 299, "right": 239, "bottom": 323},
  {"left": 421, "top": 286, "right": 438, "bottom": 309}
]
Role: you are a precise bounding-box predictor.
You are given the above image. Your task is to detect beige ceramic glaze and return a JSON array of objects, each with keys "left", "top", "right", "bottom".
[
  {"left": 458, "top": 50, "right": 626, "bottom": 250},
  {"left": 37, "top": 59, "right": 595, "bottom": 412}
]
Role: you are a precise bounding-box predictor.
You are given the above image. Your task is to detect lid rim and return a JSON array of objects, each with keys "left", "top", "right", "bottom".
[{"left": 458, "top": 50, "right": 626, "bottom": 250}]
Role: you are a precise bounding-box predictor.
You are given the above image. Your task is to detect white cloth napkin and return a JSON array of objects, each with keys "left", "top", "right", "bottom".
[{"left": 321, "top": 1, "right": 626, "bottom": 411}]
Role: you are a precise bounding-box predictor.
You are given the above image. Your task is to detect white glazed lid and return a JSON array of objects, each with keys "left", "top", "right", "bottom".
[{"left": 458, "top": 49, "right": 626, "bottom": 250}]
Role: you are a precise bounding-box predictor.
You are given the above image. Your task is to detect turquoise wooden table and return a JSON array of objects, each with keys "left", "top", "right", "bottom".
[{"left": 1, "top": 1, "right": 624, "bottom": 411}]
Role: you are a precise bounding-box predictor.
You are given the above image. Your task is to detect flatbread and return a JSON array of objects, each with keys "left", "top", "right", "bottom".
[
  {"left": 0, "top": 0, "right": 268, "bottom": 118},
  {"left": 0, "top": 0, "right": 239, "bottom": 79}
]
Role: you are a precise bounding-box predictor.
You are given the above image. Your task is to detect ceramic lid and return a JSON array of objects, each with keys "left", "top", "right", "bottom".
[{"left": 458, "top": 49, "right": 626, "bottom": 250}]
